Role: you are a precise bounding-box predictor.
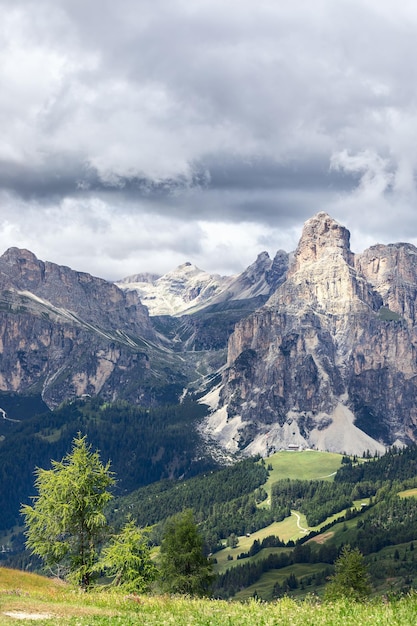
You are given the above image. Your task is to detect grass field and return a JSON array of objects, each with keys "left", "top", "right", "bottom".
[
  {"left": 0, "top": 566, "right": 417, "bottom": 626},
  {"left": 398, "top": 487, "right": 417, "bottom": 499},
  {"left": 1, "top": 568, "right": 417, "bottom": 625}
]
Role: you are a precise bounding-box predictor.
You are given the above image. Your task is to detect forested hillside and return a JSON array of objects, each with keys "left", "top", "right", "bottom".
[
  {"left": 111, "top": 457, "right": 270, "bottom": 550},
  {"left": 108, "top": 445, "right": 417, "bottom": 599},
  {"left": 0, "top": 396, "right": 214, "bottom": 530}
]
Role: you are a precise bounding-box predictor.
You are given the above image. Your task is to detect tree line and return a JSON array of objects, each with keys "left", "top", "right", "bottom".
[
  {"left": 334, "top": 445, "right": 417, "bottom": 484},
  {"left": 270, "top": 478, "right": 376, "bottom": 527}
]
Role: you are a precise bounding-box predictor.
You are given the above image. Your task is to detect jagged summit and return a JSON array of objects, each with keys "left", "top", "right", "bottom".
[
  {"left": 290, "top": 212, "right": 353, "bottom": 274},
  {"left": 2, "top": 246, "right": 38, "bottom": 262},
  {"left": 267, "top": 212, "right": 369, "bottom": 316}
]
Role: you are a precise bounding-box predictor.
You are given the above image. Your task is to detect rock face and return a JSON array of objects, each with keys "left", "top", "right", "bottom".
[
  {"left": 356, "top": 243, "right": 417, "bottom": 324},
  {"left": 202, "top": 213, "right": 417, "bottom": 456},
  {"left": 0, "top": 248, "right": 157, "bottom": 407},
  {"left": 0, "top": 248, "right": 154, "bottom": 332}
]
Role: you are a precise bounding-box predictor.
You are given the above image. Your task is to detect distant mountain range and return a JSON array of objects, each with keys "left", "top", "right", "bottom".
[
  {"left": 116, "top": 251, "right": 288, "bottom": 316},
  {"left": 1, "top": 212, "right": 417, "bottom": 457}
]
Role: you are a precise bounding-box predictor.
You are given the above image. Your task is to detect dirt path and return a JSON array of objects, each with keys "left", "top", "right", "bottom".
[
  {"left": 3, "top": 612, "right": 53, "bottom": 621},
  {"left": 292, "top": 511, "right": 309, "bottom": 534}
]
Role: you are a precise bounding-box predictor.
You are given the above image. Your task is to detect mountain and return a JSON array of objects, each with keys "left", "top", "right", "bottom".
[
  {"left": 116, "top": 262, "right": 232, "bottom": 317},
  {"left": 201, "top": 213, "right": 417, "bottom": 456},
  {"left": 116, "top": 251, "right": 288, "bottom": 317},
  {"left": 0, "top": 247, "right": 175, "bottom": 407}
]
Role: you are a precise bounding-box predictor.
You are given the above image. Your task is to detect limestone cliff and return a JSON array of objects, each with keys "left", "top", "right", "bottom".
[{"left": 202, "top": 213, "right": 417, "bottom": 456}]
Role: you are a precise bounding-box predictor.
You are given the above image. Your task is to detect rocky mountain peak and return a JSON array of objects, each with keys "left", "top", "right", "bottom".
[
  {"left": 254, "top": 250, "right": 270, "bottom": 265},
  {"left": 202, "top": 213, "right": 417, "bottom": 458},
  {"left": 117, "top": 263, "right": 231, "bottom": 316},
  {"left": 268, "top": 213, "right": 372, "bottom": 317},
  {"left": 0, "top": 247, "right": 153, "bottom": 332},
  {"left": 2, "top": 247, "right": 38, "bottom": 264},
  {"left": 290, "top": 212, "right": 353, "bottom": 276},
  {"left": 235, "top": 251, "right": 272, "bottom": 288},
  {"left": 0, "top": 247, "right": 46, "bottom": 290}
]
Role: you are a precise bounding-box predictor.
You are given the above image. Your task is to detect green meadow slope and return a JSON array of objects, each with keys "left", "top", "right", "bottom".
[{"left": 1, "top": 567, "right": 417, "bottom": 625}]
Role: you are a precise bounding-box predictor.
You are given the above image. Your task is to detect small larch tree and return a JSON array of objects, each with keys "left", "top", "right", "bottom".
[
  {"left": 21, "top": 433, "right": 115, "bottom": 588},
  {"left": 324, "top": 545, "right": 372, "bottom": 602},
  {"left": 96, "top": 518, "right": 158, "bottom": 592},
  {"left": 159, "top": 509, "right": 214, "bottom": 596}
]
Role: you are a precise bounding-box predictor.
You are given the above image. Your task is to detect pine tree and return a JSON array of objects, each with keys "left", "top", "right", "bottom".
[{"left": 96, "top": 518, "right": 158, "bottom": 591}]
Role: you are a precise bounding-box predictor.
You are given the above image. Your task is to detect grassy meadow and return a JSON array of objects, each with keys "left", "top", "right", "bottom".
[
  {"left": 262, "top": 450, "right": 343, "bottom": 502},
  {"left": 1, "top": 567, "right": 417, "bottom": 625}
]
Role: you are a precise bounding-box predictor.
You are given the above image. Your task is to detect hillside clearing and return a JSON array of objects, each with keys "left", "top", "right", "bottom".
[
  {"left": 261, "top": 450, "right": 343, "bottom": 502},
  {"left": 398, "top": 487, "right": 417, "bottom": 499}
]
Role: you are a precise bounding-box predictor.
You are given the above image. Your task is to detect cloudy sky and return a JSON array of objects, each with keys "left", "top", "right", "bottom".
[{"left": 1, "top": 0, "right": 417, "bottom": 280}]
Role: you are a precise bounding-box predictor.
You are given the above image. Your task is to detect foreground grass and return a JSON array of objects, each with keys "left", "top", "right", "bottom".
[{"left": 2, "top": 569, "right": 417, "bottom": 625}]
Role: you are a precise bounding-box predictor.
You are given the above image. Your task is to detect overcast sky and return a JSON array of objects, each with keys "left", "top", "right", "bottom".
[{"left": 1, "top": 0, "right": 417, "bottom": 280}]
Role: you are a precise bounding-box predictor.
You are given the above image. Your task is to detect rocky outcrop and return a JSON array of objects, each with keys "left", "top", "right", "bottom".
[
  {"left": 356, "top": 243, "right": 417, "bottom": 324},
  {"left": 205, "top": 250, "right": 289, "bottom": 307},
  {"left": 202, "top": 213, "right": 417, "bottom": 456}
]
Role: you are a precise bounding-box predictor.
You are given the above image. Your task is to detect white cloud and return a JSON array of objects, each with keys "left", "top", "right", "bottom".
[{"left": 330, "top": 150, "right": 394, "bottom": 199}]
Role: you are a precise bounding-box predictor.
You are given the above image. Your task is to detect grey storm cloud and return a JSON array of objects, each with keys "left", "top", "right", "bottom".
[{"left": 1, "top": 0, "right": 417, "bottom": 279}]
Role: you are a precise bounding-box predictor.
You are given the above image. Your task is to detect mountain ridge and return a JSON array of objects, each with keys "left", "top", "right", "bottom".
[
  {"left": 1, "top": 213, "right": 417, "bottom": 457},
  {"left": 115, "top": 250, "right": 289, "bottom": 317}
]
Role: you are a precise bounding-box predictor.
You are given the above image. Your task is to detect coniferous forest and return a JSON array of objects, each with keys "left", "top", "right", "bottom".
[{"left": 0, "top": 395, "right": 213, "bottom": 530}]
